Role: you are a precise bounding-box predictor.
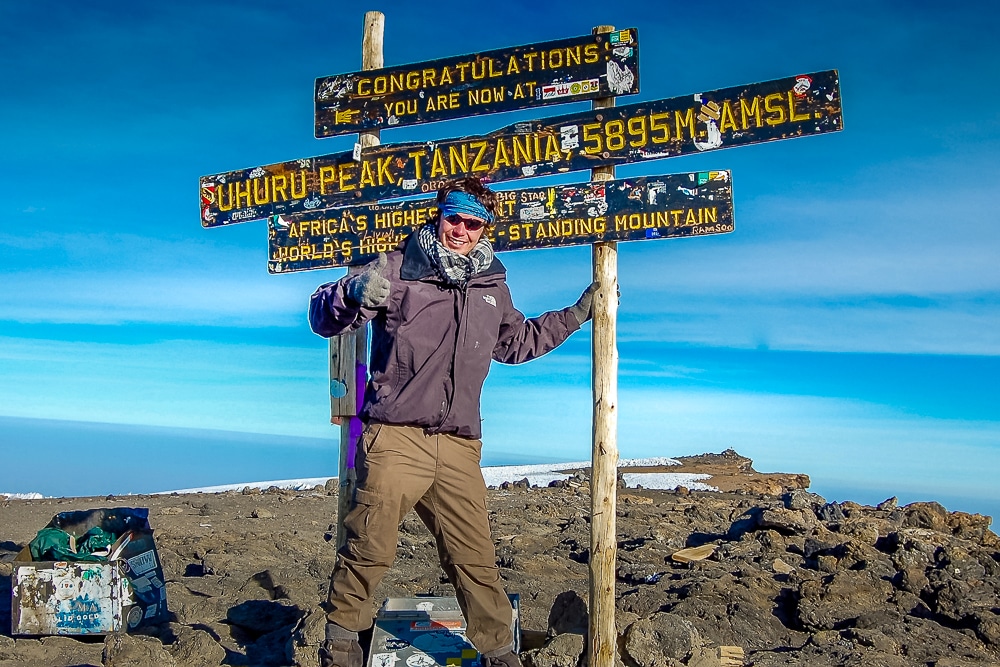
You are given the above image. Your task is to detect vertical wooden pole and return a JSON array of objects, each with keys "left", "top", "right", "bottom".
[
  {"left": 335, "top": 10, "right": 384, "bottom": 550},
  {"left": 589, "top": 24, "right": 619, "bottom": 667}
]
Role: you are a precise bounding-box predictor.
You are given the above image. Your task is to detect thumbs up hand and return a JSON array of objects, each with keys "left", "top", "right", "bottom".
[{"left": 345, "top": 253, "right": 390, "bottom": 308}]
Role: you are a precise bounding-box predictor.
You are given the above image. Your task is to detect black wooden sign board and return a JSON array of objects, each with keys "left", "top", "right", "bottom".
[
  {"left": 315, "top": 29, "right": 640, "bottom": 137},
  {"left": 267, "top": 170, "right": 733, "bottom": 272},
  {"left": 202, "top": 70, "right": 839, "bottom": 229}
]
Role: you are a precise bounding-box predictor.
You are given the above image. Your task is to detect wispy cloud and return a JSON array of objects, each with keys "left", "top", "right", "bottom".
[
  {"left": 0, "top": 230, "right": 341, "bottom": 326},
  {"left": 0, "top": 335, "right": 333, "bottom": 438},
  {"left": 484, "top": 379, "right": 1000, "bottom": 511}
]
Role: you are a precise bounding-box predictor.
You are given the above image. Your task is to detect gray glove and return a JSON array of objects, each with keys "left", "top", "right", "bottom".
[
  {"left": 345, "top": 253, "right": 390, "bottom": 307},
  {"left": 570, "top": 281, "right": 600, "bottom": 324}
]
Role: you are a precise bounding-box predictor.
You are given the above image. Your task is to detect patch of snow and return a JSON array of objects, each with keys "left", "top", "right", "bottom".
[
  {"left": 157, "top": 477, "right": 333, "bottom": 495},
  {"left": 157, "top": 458, "right": 688, "bottom": 495},
  {"left": 622, "top": 473, "right": 716, "bottom": 491},
  {"left": 1, "top": 492, "right": 45, "bottom": 500},
  {"left": 480, "top": 457, "right": 683, "bottom": 488},
  {"left": 618, "top": 457, "right": 682, "bottom": 468}
]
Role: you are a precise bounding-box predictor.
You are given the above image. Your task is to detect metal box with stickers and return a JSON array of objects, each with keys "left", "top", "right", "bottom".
[
  {"left": 368, "top": 596, "right": 520, "bottom": 667},
  {"left": 10, "top": 507, "right": 168, "bottom": 635}
]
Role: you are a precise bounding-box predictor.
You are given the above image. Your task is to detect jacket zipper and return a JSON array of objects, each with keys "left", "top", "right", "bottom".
[{"left": 438, "top": 284, "right": 469, "bottom": 430}]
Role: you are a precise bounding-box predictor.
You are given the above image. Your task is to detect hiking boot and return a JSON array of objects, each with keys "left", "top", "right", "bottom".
[
  {"left": 319, "top": 623, "right": 363, "bottom": 667},
  {"left": 481, "top": 651, "right": 522, "bottom": 667}
]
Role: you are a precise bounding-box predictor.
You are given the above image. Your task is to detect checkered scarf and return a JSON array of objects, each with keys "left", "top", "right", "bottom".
[{"left": 416, "top": 222, "right": 494, "bottom": 288}]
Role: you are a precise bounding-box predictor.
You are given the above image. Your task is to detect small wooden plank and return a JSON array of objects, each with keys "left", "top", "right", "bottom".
[
  {"left": 719, "top": 646, "right": 746, "bottom": 667},
  {"left": 671, "top": 544, "right": 717, "bottom": 564},
  {"left": 266, "top": 170, "right": 734, "bottom": 272},
  {"left": 314, "top": 30, "right": 639, "bottom": 136},
  {"left": 200, "top": 70, "right": 841, "bottom": 228}
]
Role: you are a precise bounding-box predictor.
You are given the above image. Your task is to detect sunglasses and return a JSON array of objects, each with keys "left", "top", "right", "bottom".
[{"left": 443, "top": 214, "right": 487, "bottom": 231}]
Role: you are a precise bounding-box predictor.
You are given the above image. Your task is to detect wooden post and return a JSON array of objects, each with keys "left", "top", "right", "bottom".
[
  {"left": 335, "top": 10, "right": 384, "bottom": 550},
  {"left": 589, "top": 23, "right": 619, "bottom": 667}
]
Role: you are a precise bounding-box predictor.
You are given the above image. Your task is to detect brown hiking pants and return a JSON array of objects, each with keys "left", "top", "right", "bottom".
[{"left": 326, "top": 423, "right": 515, "bottom": 656}]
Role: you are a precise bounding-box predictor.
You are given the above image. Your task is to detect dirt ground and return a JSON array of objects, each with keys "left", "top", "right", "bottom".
[{"left": 2, "top": 451, "right": 998, "bottom": 667}]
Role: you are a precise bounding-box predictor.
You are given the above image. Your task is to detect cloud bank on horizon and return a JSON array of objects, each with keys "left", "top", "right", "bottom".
[{"left": 0, "top": 458, "right": 708, "bottom": 498}]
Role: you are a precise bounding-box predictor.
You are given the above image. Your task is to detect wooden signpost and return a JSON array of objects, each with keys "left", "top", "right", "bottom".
[
  {"left": 315, "top": 29, "right": 640, "bottom": 136},
  {"left": 199, "top": 70, "right": 841, "bottom": 228},
  {"left": 329, "top": 11, "right": 384, "bottom": 550},
  {"left": 589, "top": 26, "right": 618, "bottom": 667},
  {"left": 201, "top": 14, "right": 843, "bottom": 667},
  {"left": 267, "top": 171, "right": 734, "bottom": 271}
]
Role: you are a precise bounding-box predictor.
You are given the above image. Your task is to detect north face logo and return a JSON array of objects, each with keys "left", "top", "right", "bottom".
[{"left": 483, "top": 295, "right": 497, "bottom": 307}]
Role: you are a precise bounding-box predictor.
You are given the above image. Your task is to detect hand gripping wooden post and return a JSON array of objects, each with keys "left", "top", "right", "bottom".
[
  {"left": 589, "top": 24, "right": 620, "bottom": 667},
  {"left": 333, "top": 10, "right": 384, "bottom": 550}
]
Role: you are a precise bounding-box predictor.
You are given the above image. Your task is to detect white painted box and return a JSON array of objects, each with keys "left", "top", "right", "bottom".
[{"left": 11, "top": 561, "right": 134, "bottom": 635}]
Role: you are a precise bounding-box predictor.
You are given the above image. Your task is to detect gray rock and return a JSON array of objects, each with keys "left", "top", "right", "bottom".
[
  {"left": 842, "top": 626, "right": 899, "bottom": 653},
  {"left": 248, "top": 624, "right": 296, "bottom": 665},
  {"left": 757, "top": 508, "right": 812, "bottom": 534},
  {"left": 898, "top": 566, "right": 930, "bottom": 594},
  {"left": 288, "top": 608, "right": 327, "bottom": 667},
  {"left": 624, "top": 612, "right": 701, "bottom": 666},
  {"left": 795, "top": 570, "right": 895, "bottom": 631},
  {"left": 783, "top": 489, "right": 826, "bottom": 511},
  {"left": 0, "top": 636, "right": 14, "bottom": 660},
  {"left": 974, "top": 611, "right": 1000, "bottom": 647},
  {"left": 103, "top": 633, "right": 177, "bottom": 667},
  {"left": 802, "top": 537, "right": 837, "bottom": 559},
  {"left": 900, "top": 502, "right": 949, "bottom": 531},
  {"left": 930, "top": 576, "right": 999, "bottom": 623},
  {"left": 524, "top": 632, "right": 584, "bottom": 667},
  {"left": 933, "top": 659, "right": 994, "bottom": 667},
  {"left": 615, "top": 610, "right": 640, "bottom": 636},
  {"left": 773, "top": 558, "right": 795, "bottom": 574},
  {"left": 936, "top": 544, "right": 988, "bottom": 581},
  {"left": 168, "top": 627, "right": 226, "bottom": 667},
  {"left": 817, "top": 502, "right": 846, "bottom": 522},
  {"left": 837, "top": 519, "right": 882, "bottom": 546},
  {"left": 876, "top": 496, "right": 898, "bottom": 510},
  {"left": 949, "top": 511, "right": 997, "bottom": 543}
]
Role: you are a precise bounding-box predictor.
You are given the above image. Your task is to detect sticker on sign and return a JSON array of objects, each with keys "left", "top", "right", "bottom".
[
  {"left": 126, "top": 550, "right": 158, "bottom": 576},
  {"left": 542, "top": 79, "right": 600, "bottom": 100}
]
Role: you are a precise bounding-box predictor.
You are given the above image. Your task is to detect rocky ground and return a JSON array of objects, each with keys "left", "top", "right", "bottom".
[{"left": 1, "top": 451, "right": 999, "bottom": 667}]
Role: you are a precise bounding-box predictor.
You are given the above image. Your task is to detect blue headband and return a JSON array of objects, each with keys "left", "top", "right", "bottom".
[{"left": 439, "top": 191, "right": 494, "bottom": 224}]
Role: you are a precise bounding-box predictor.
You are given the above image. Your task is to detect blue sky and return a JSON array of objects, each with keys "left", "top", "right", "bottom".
[{"left": 1, "top": 1, "right": 998, "bottom": 514}]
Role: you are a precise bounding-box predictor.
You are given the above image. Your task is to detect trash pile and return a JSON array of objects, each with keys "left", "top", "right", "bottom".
[
  {"left": 29, "top": 524, "right": 129, "bottom": 562},
  {"left": 11, "top": 507, "right": 167, "bottom": 636}
]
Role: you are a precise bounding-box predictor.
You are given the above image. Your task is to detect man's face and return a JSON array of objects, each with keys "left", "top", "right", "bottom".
[{"left": 437, "top": 213, "right": 487, "bottom": 256}]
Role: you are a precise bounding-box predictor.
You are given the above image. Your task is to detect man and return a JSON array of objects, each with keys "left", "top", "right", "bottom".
[{"left": 309, "top": 176, "right": 598, "bottom": 667}]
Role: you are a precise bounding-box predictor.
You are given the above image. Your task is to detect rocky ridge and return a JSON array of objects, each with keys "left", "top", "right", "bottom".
[{"left": 0, "top": 451, "right": 997, "bottom": 667}]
